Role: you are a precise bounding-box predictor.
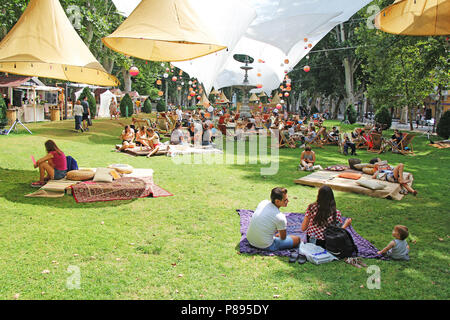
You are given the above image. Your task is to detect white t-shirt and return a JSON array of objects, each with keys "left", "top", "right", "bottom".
[
  {"left": 246, "top": 200, "right": 287, "bottom": 249},
  {"left": 73, "top": 104, "right": 84, "bottom": 117},
  {"left": 176, "top": 109, "right": 183, "bottom": 121}
]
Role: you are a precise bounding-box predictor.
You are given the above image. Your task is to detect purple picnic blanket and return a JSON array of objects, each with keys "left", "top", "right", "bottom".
[{"left": 237, "top": 209, "right": 386, "bottom": 259}]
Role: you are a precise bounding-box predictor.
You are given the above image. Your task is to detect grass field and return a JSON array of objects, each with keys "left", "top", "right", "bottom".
[{"left": 0, "top": 118, "right": 448, "bottom": 300}]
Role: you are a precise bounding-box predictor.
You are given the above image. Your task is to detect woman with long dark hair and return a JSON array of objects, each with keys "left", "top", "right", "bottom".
[
  {"left": 301, "top": 186, "right": 352, "bottom": 249},
  {"left": 31, "top": 140, "right": 67, "bottom": 187}
]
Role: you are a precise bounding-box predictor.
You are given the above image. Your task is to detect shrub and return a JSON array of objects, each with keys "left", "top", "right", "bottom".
[
  {"left": 437, "top": 110, "right": 450, "bottom": 139},
  {"left": 79, "top": 87, "right": 97, "bottom": 118},
  {"left": 120, "top": 93, "right": 133, "bottom": 117},
  {"left": 346, "top": 104, "right": 357, "bottom": 124},
  {"left": 374, "top": 106, "right": 392, "bottom": 129},
  {"left": 0, "top": 95, "right": 7, "bottom": 127},
  {"left": 156, "top": 99, "right": 166, "bottom": 112},
  {"left": 142, "top": 98, "right": 152, "bottom": 114}
]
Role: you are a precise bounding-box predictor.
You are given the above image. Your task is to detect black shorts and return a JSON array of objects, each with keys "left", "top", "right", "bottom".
[{"left": 82, "top": 113, "right": 89, "bottom": 121}]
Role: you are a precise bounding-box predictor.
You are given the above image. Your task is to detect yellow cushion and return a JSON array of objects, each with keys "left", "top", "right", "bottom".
[{"left": 110, "top": 169, "right": 121, "bottom": 180}]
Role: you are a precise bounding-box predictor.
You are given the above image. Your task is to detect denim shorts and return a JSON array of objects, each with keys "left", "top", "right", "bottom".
[
  {"left": 263, "top": 236, "right": 295, "bottom": 251},
  {"left": 54, "top": 169, "right": 67, "bottom": 180}
]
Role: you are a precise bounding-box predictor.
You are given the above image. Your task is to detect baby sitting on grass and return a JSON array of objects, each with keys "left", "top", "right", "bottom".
[{"left": 377, "top": 225, "right": 410, "bottom": 261}]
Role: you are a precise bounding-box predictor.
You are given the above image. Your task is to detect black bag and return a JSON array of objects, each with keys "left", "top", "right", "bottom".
[
  {"left": 324, "top": 214, "right": 357, "bottom": 259},
  {"left": 87, "top": 115, "right": 92, "bottom": 126}
]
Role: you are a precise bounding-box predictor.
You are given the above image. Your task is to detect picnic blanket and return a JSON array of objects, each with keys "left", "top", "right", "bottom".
[
  {"left": 25, "top": 179, "right": 79, "bottom": 198},
  {"left": 71, "top": 176, "right": 172, "bottom": 203},
  {"left": 237, "top": 209, "right": 386, "bottom": 259},
  {"left": 166, "top": 144, "right": 223, "bottom": 157},
  {"left": 429, "top": 140, "right": 450, "bottom": 149},
  {"left": 115, "top": 144, "right": 169, "bottom": 157},
  {"left": 114, "top": 143, "right": 223, "bottom": 157},
  {"left": 294, "top": 170, "right": 413, "bottom": 201}
]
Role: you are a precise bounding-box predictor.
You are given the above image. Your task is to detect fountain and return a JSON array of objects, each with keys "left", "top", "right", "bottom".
[{"left": 233, "top": 54, "right": 256, "bottom": 119}]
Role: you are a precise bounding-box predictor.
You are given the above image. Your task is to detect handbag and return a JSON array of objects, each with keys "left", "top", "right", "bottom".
[{"left": 87, "top": 115, "right": 92, "bottom": 126}]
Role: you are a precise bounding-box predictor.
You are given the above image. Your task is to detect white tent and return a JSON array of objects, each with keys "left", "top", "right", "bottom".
[
  {"left": 112, "top": 0, "right": 372, "bottom": 94},
  {"left": 98, "top": 90, "right": 117, "bottom": 118},
  {"left": 74, "top": 89, "right": 84, "bottom": 102}
]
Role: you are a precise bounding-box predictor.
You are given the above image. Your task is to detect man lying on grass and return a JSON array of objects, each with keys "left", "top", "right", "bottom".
[{"left": 246, "top": 188, "right": 301, "bottom": 251}]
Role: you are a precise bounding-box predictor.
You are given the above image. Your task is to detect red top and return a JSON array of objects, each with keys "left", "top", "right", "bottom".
[
  {"left": 50, "top": 151, "right": 67, "bottom": 171},
  {"left": 218, "top": 116, "right": 225, "bottom": 124},
  {"left": 305, "top": 203, "right": 343, "bottom": 240}
]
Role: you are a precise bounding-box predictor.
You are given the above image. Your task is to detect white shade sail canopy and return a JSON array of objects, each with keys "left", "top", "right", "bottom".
[{"left": 113, "top": 0, "right": 372, "bottom": 94}]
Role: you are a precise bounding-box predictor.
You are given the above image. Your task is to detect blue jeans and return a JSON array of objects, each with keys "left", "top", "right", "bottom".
[
  {"left": 54, "top": 169, "right": 67, "bottom": 180},
  {"left": 75, "top": 115, "right": 82, "bottom": 130},
  {"left": 263, "top": 236, "right": 295, "bottom": 251}
]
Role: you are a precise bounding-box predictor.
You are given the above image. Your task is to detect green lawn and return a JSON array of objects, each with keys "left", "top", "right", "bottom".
[{"left": 0, "top": 118, "right": 448, "bottom": 300}]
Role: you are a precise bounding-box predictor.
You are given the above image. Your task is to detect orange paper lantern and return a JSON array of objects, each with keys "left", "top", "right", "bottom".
[
  {"left": 156, "top": 79, "right": 162, "bottom": 85},
  {"left": 304, "top": 66, "right": 311, "bottom": 72},
  {"left": 284, "top": 59, "right": 289, "bottom": 64},
  {"left": 158, "top": 91, "right": 164, "bottom": 96}
]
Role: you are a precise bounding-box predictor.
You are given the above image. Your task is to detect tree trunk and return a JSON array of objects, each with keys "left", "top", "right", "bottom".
[
  {"left": 332, "top": 96, "right": 343, "bottom": 119},
  {"left": 409, "top": 106, "right": 414, "bottom": 131},
  {"left": 122, "top": 68, "right": 132, "bottom": 92}
]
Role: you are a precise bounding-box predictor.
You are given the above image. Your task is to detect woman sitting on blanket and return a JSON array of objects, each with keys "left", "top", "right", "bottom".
[
  {"left": 135, "top": 126, "right": 149, "bottom": 148},
  {"left": 32, "top": 140, "right": 67, "bottom": 187},
  {"left": 299, "top": 146, "right": 322, "bottom": 171},
  {"left": 119, "top": 125, "right": 135, "bottom": 151},
  {"left": 371, "top": 162, "right": 417, "bottom": 196},
  {"left": 146, "top": 128, "right": 161, "bottom": 157},
  {"left": 301, "top": 185, "right": 353, "bottom": 249}
]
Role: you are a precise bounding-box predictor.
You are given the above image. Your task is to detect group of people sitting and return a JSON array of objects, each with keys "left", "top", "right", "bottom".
[
  {"left": 119, "top": 125, "right": 161, "bottom": 157},
  {"left": 246, "top": 186, "right": 410, "bottom": 263}
]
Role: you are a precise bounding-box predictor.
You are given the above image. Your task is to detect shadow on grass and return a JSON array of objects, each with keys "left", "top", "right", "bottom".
[{"left": 0, "top": 168, "right": 137, "bottom": 209}]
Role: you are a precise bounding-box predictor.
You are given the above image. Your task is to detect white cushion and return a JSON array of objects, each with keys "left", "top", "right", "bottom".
[
  {"left": 357, "top": 179, "right": 386, "bottom": 190},
  {"left": 93, "top": 168, "right": 113, "bottom": 183}
]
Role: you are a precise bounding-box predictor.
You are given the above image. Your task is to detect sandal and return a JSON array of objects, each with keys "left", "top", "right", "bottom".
[
  {"left": 289, "top": 252, "right": 299, "bottom": 263},
  {"left": 344, "top": 257, "right": 362, "bottom": 268},
  {"left": 356, "top": 257, "right": 368, "bottom": 268},
  {"left": 31, "top": 181, "right": 46, "bottom": 188},
  {"left": 297, "top": 254, "right": 307, "bottom": 265}
]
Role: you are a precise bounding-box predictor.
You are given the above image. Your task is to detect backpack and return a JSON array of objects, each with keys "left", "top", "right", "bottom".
[
  {"left": 324, "top": 214, "right": 357, "bottom": 259},
  {"left": 66, "top": 156, "right": 79, "bottom": 171}
]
